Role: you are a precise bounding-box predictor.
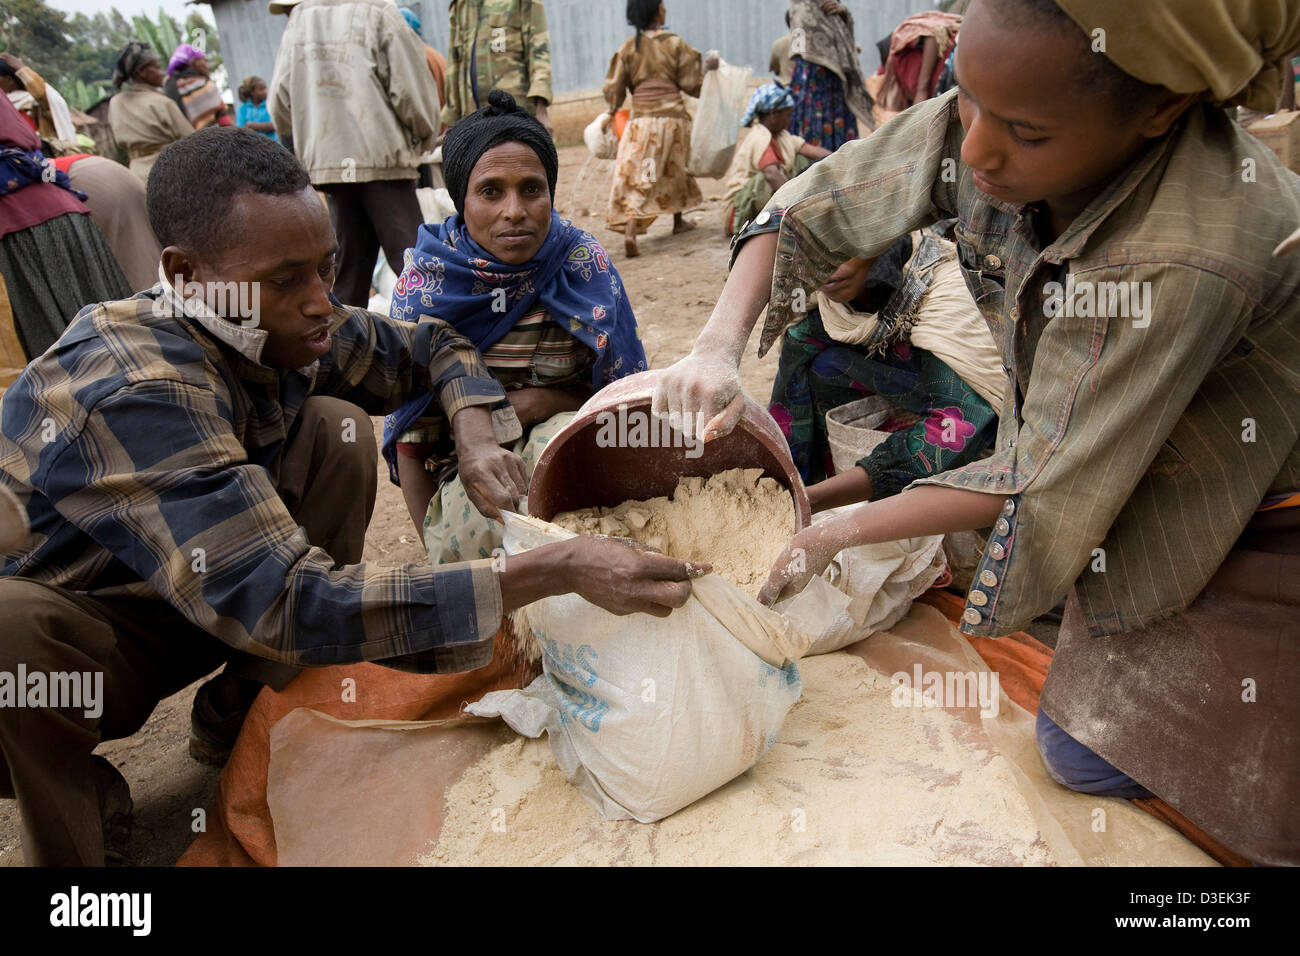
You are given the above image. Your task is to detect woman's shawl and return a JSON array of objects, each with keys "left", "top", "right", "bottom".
[{"left": 381, "top": 210, "right": 647, "bottom": 482}]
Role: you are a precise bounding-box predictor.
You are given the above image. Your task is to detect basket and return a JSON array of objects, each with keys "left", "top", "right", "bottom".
[{"left": 826, "top": 395, "right": 901, "bottom": 475}]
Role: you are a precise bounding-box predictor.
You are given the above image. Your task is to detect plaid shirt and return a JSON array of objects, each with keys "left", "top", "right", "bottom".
[
  {"left": 0, "top": 287, "right": 523, "bottom": 672},
  {"left": 747, "top": 92, "right": 1300, "bottom": 638}
]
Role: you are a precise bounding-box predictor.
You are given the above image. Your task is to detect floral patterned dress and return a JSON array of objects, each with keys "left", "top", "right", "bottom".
[
  {"left": 786, "top": 55, "right": 859, "bottom": 151},
  {"left": 768, "top": 234, "right": 997, "bottom": 497}
]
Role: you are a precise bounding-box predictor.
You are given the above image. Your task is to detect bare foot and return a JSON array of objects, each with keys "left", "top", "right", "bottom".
[
  {"left": 624, "top": 218, "right": 639, "bottom": 258},
  {"left": 672, "top": 214, "right": 697, "bottom": 234}
]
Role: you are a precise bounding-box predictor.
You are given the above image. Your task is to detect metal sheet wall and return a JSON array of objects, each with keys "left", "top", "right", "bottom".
[{"left": 209, "top": 0, "right": 932, "bottom": 98}]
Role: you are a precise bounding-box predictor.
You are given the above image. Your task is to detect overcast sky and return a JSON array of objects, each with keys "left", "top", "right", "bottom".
[{"left": 50, "top": 0, "right": 216, "bottom": 26}]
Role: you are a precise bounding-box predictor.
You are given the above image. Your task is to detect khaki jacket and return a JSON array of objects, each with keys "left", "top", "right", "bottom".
[{"left": 270, "top": 0, "right": 440, "bottom": 184}]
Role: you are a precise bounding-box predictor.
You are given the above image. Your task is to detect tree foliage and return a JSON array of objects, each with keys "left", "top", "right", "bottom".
[{"left": 0, "top": 0, "right": 223, "bottom": 110}]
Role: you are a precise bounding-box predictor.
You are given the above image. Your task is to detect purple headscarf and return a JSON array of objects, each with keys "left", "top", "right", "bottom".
[{"left": 167, "top": 43, "right": 206, "bottom": 76}]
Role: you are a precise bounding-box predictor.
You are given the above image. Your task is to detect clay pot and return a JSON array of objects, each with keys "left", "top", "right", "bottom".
[{"left": 528, "top": 370, "right": 811, "bottom": 530}]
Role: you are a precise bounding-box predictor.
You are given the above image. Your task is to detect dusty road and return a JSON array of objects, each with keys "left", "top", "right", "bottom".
[{"left": 0, "top": 141, "right": 781, "bottom": 866}]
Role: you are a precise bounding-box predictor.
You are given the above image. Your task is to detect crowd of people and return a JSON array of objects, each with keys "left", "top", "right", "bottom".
[{"left": 0, "top": 0, "right": 1296, "bottom": 872}]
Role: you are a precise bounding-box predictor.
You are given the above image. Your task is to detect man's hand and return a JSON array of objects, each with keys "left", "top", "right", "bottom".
[
  {"left": 563, "top": 537, "right": 709, "bottom": 616},
  {"left": 451, "top": 406, "right": 526, "bottom": 521},
  {"left": 534, "top": 99, "right": 553, "bottom": 137},
  {"left": 651, "top": 351, "right": 745, "bottom": 443},
  {"left": 0, "top": 53, "right": 25, "bottom": 72},
  {"left": 820, "top": 0, "right": 847, "bottom": 16}
]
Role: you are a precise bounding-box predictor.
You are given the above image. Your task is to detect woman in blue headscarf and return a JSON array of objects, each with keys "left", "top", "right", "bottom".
[
  {"left": 720, "top": 83, "right": 830, "bottom": 236},
  {"left": 385, "top": 90, "right": 647, "bottom": 561}
]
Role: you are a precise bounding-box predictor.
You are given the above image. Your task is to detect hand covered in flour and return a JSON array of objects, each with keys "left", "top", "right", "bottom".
[
  {"left": 563, "top": 537, "right": 710, "bottom": 617},
  {"left": 651, "top": 351, "right": 745, "bottom": 443},
  {"left": 758, "top": 519, "right": 851, "bottom": 606},
  {"left": 452, "top": 406, "right": 527, "bottom": 521}
]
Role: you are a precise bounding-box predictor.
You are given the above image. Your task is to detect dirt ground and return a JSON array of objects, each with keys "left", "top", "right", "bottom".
[{"left": 0, "top": 143, "right": 784, "bottom": 867}]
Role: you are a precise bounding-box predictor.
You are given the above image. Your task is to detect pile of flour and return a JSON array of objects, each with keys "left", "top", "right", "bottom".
[
  {"left": 419, "top": 652, "right": 1055, "bottom": 866},
  {"left": 550, "top": 467, "right": 796, "bottom": 598}
]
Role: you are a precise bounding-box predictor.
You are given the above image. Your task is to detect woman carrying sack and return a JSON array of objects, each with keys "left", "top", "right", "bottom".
[{"left": 602, "top": 0, "right": 715, "bottom": 257}]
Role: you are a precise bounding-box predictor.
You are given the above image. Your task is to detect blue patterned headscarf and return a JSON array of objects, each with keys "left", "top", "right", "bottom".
[
  {"left": 381, "top": 210, "right": 647, "bottom": 483},
  {"left": 740, "top": 83, "right": 795, "bottom": 127}
]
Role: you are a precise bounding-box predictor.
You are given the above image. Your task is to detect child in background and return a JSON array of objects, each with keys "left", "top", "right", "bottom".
[{"left": 236, "top": 76, "right": 278, "bottom": 142}]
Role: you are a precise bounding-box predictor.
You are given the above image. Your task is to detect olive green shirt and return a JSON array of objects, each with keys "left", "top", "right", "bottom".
[
  {"left": 750, "top": 91, "right": 1300, "bottom": 638},
  {"left": 442, "top": 0, "right": 552, "bottom": 126}
]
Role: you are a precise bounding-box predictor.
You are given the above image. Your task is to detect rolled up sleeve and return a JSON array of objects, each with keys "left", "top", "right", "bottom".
[
  {"left": 319, "top": 303, "right": 522, "bottom": 443},
  {"left": 746, "top": 91, "right": 964, "bottom": 356}
]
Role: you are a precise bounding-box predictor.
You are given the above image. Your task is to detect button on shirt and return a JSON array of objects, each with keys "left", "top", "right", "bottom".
[
  {"left": 748, "top": 91, "right": 1300, "bottom": 638},
  {"left": 0, "top": 287, "right": 523, "bottom": 670}
]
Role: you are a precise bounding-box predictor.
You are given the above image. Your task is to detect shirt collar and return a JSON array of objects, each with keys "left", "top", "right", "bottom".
[
  {"left": 158, "top": 262, "right": 273, "bottom": 367},
  {"left": 1040, "top": 124, "right": 1182, "bottom": 264}
]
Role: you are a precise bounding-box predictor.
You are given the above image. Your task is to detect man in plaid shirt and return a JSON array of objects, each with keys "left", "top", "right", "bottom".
[{"left": 0, "top": 127, "right": 700, "bottom": 865}]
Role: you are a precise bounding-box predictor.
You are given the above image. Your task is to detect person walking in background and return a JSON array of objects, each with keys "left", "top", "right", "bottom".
[
  {"left": 603, "top": 0, "right": 713, "bottom": 258},
  {"left": 442, "top": 0, "right": 553, "bottom": 134},
  {"left": 164, "top": 43, "right": 232, "bottom": 130},
  {"left": 53, "top": 153, "right": 163, "bottom": 292},
  {"left": 270, "top": 0, "right": 440, "bottom": 307},
  {"left": 785, "top": 0, "right": 874, "bottom": 149},
  {"left": 10, "top": 139, "right": 157, "bottom": 293},
  {"left": 236, "top": 76, "right": 278, "bottom": 141},
  {"left": 0, "top": 96, "right": 130, "bottom": 361},
  {"left": 106, "top": 41, "right": 193, "bottom": 184}
]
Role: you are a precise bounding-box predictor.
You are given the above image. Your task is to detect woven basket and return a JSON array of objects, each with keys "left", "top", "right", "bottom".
[{"left": 826, "top": 396, "right": 900, "bottom": 475}]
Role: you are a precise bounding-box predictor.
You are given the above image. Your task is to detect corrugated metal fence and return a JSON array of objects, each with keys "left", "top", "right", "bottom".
[{"left": 212, "top": 0, "right": 933, "bottom": 98}]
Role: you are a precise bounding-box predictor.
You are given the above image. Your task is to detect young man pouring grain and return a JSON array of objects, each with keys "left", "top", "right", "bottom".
[{"left": 0, "top": 127, "right": 703, "bottom": 866}]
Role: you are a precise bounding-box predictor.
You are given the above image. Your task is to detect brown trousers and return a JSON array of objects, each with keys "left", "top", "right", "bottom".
[
  {"left": 318, "top": 179, "right": 425, "bottom": 307},
  {"left": 0, "top": 397, "right": 377, "bottom": 865}
]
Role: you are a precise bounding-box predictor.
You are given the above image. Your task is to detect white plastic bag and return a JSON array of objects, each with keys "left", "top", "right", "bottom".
[
  {"left": 777, "top": 509, "right": 947, "bottom": 656},
  {"left": 466, "top": 513, "right": 808, "bottom": 823},
  {"left": 687, "top": 58, "right": 752, "bottom": 178},
  {"left": 583, "top": 112, "right": 618, "bottom": 160}
]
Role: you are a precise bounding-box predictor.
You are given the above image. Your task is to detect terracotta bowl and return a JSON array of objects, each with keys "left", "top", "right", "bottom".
[{"left": 527, "top": 370, "right": 812, "bottom": 531}]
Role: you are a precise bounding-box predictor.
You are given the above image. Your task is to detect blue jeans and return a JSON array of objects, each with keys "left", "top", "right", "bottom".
[{"left": 1035, "top": 709, "right": 1154, "bottom": 799}]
